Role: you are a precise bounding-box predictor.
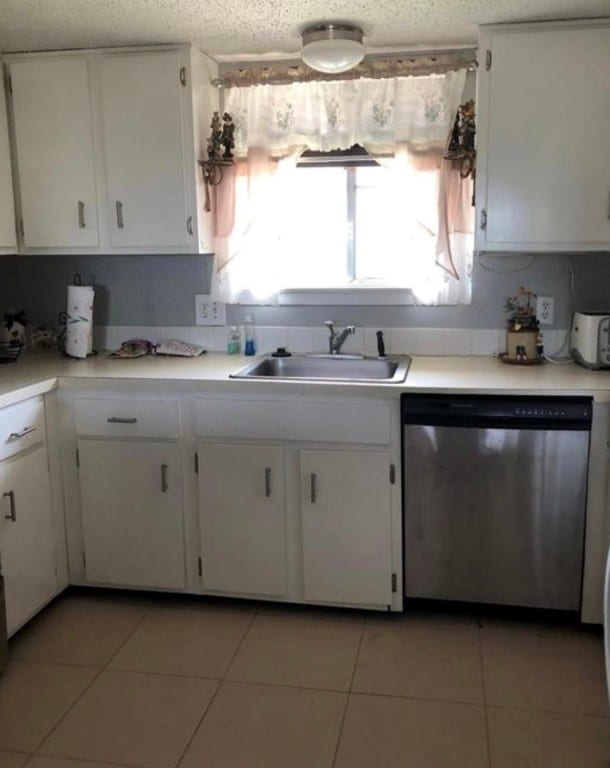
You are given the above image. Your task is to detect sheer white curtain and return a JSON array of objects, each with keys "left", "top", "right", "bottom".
[{"left": 214, "top": 70, "right": 472, "bottom": 304}]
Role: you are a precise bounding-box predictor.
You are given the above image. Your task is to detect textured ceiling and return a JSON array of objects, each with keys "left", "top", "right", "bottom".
[{"left": 0, "top": 0, "right": 609, "bottom": 58}]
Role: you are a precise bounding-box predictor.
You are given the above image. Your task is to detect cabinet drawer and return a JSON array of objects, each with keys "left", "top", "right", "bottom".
[
  {"left": 0, "top": 396, "right": 46, "bottom": 461},
  {"left": 196, "top": 399, "right": 391, "bottom": 445},
  {"left": 74, "top": 399, "right": 179, "bottom": 438}
]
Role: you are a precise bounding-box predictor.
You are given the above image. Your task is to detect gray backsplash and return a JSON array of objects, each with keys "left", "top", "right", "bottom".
[{"left": 1, "top": 251, "right": 609, "bottom": 329}]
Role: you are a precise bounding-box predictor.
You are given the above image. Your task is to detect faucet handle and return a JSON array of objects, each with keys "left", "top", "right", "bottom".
[{"left": 323, "top": 320, "right": 335, "bottom": 329}]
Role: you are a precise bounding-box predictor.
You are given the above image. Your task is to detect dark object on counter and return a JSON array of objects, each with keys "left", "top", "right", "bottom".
[
  {"left": 3, "top": 310, "right": 27, "bottom": 332},
  {"left": 0, "top": 342, "right": 22, "bottom": 363},
  {"left": 2, "top": 310, "right": 27, "bottom": 347},
  {"left": 271, "top": 347, "right": 292, "bottom": 357},
  {"left": 376, "top": 331, "right": 386, "bottom": 358}
]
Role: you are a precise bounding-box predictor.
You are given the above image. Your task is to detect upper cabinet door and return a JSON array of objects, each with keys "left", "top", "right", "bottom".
[
  {"left": 477, "top": 24, "right": 610, "bottom": 251},
  {"left": 9, "top": 57, "right": 99, "bottom": 248},
  {"left": 100, "top": 52, "right": 191, "bottom": 249},
  {"left": 0, "top": 72, "right": 17, "bottom": 251}
]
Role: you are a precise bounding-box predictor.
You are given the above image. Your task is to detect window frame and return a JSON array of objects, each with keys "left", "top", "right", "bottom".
[
  {"left": 275, "top": 145, "right": 431, "bottom": 305},
  {"left": 295, "top": 146, "right": 413, "bottom": 291}
]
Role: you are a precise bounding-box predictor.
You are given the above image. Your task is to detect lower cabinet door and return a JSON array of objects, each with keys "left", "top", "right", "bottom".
[
  {"left": 198, "top": 442, "right": 287, "bottom": 596},
  {"left": 0, "top": 445, "right": 57, "bottom": 634},
  {"left": 300, "top": 449, "right": 392, "bottom": 607},
  {"left": 78, "top": 440, "right": 185, "bottom": 589}
]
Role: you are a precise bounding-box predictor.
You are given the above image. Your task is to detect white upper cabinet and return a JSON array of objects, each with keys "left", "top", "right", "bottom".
[
  {"left": 476, "top": 22, "right": 610, "bottom": 252},
  {"left": 4, "top": 45, "right": 217, "bottom": 253},
  {"left": 0, "top": 69, "right": 17, "bottom": 251},
  {"left": 100, "top": 52, "right": 191, "bottom": 249},
  {"left": 9, "top": 57, "right": 99, "bottom": 248}
]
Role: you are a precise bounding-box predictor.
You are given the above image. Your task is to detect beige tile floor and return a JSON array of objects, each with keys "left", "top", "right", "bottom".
[{"left": 1, "top": 591, "right": 609, "bottom": 768}]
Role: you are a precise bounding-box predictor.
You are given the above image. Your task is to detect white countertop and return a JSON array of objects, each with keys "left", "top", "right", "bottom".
[{"left": 1, "top": 350, "right": 610, "bottom": 408}]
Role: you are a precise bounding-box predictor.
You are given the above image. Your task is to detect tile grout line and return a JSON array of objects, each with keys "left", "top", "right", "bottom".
[
  {"left": 477, "top": 618, "right": 492, "bottom": 768},
  {"left": 330, "top": 614, "right": 367, "bottom": 768},
  {"left": 30, "top": 597, "right": 157, "bottom": 756},
  {"left": 172, "top": 603, "right": 260, "bottom": 768}
]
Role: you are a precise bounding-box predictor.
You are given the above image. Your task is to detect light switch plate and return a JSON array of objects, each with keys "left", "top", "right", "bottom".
[
  {"left": 195, "top": 294, "right": 226, "bottom": 326},
  {"left": 537, "top": 296, "right": 555, "bottom": 326}
]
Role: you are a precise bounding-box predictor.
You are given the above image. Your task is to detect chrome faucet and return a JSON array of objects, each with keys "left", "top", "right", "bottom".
[{"left": 324, "top": 321, "right": 356, "bottom": 355}]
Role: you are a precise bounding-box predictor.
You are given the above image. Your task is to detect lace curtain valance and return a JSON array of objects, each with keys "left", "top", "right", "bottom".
[
  {"left": 224, "top": 70, "right": 466, "bottom": 156},
  {"left": 215, "top": 69, "right": 473, "bottom": 306}
]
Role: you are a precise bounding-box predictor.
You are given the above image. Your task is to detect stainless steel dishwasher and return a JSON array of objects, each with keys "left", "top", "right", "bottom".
[{"left": 402, "top": 395, "right": 592, "bottom": 611}]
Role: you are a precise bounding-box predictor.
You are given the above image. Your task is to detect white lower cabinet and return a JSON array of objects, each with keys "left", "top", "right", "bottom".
[
  {"left": 77, "top": 440, "right": 185, "bottom": 590},
  {"left": 198, "top": 442, "right": 287, "bottom": 597},
  {"left": 196, "top": 441, "right": 394, "bottom": 608},
  {"left": 65, "top": 394, "right": 399, "bottom": 612},
  {"left": 0, "top": 445, "right": 57, "bottom": 635},
  {"left": 300, "top": 450, "right": 393, "bottom": 607}
]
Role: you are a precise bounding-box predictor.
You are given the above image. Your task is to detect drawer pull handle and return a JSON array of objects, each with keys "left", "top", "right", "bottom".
[
  {"left": 7, "top": 426, "right": 37, "bottom": 441},
  {"left": 107, "top": 417, "right": 138, "bottom": 424},
  {"left": 161, "top": 464, "right": 168, "bottom": 493},
  {"left": 3, "top": 490, "right": 16, "bottom": 521},
  {"left": 78, "top": 200, "right": 86, "bottom": 229},
  {"left": 265, "top": 467, "right": 272, "bottom": 498},
  {"left": 310, "top": 473, "right": 317, "bottom": 504}
]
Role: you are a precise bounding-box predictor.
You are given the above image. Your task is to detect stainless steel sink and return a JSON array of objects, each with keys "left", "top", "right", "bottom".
[{"left": 230, "top": 354, "right": 410, "bottom": 383}]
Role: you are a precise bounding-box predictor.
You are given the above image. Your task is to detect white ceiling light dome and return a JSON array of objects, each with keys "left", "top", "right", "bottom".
[{"left": 301, "top": 23, "right": 365, "bottom": 74}]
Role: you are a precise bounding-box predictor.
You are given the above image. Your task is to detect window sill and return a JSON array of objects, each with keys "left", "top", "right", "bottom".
[{"left": 278, "top": 287, "right": 415, "bottom": 306}]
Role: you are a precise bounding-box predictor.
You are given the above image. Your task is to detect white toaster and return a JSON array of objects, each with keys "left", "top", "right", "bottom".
[{"left": 570, "top": 312, "right": 610, "bottom": 369}]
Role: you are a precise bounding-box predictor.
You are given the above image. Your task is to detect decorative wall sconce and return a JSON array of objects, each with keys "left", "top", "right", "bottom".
[{"left": 199, "top": 111, "right": 235, "bottom": 212}]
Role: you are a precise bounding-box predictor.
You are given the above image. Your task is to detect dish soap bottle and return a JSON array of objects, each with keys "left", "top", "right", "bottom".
[
  {"left": 227, "top": 326, "right": 241, "bottom": 355},
  {"left": 244, "top": 315, "right": 256, "bottom": 356}
]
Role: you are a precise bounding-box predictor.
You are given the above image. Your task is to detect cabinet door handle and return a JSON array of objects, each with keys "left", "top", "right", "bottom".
[
  {"left": 265, "top": 467, "right": 272, "bottom": 498},
  {"left": 7, "top": 426, "right": 37, "bottom": 441},
  {"left": 107, "top": 417, "right": 137, "bottom": 424},
  {"left": 608, "top": 189, "right": 610, "bottom": 220},
  {"left": 3, "top": 490, "right": 16, "bottom": 521},
  {"left": 186, "top": 216, "right": 193, "bottom": 235},
  {"left": 78, "top": 200, "right": 86, "bottom": 229},
  {"left": 310, "top": 473, "right": 317, "bottom": 504},
  {"left": 115, "top": 200, "right": 124, "bottom": 229},
  {"left": 161, "top": 464, "right": 168, "bottom": 493}
]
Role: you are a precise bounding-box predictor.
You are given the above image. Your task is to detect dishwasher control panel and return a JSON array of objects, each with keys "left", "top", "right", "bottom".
[{"left": 402, "top": 395, "right": 593, "bottom": 429}]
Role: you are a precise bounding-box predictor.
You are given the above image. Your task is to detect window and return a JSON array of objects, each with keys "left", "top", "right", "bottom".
[
  {"left": 221, "top": 146, "right": 473, "bottom": 306},
  {"left": 273, "top": 147, "right": 440, "bottom": 292}
]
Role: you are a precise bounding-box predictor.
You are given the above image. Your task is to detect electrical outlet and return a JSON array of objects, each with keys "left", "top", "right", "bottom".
[
  {"left": 537, "top": 296, "right": 555, "bottom": 326},
  {"left": 195, "top": 294, "right": 226, "bottom": 326}
]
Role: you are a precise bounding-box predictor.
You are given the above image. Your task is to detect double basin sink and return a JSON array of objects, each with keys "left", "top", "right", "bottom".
[{"left": 231, "top": 354, "right": 410, "bottom": 383}]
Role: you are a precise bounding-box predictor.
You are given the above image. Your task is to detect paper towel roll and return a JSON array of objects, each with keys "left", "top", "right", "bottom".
[{"left": 65, "top": 285, "right": 94, "bottom": 359}]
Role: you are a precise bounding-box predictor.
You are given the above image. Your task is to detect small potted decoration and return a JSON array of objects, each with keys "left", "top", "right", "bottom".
[
  {"left": 1, "top": 310, "right": 27, "bottom": 347},
  {"left": 503, "top": 287, "right": 544, "bottom": 363}
]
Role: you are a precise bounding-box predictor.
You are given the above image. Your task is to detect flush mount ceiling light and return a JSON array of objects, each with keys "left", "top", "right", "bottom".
[{"left": 301, "top": 23, "right": 365, "bottom": 74}]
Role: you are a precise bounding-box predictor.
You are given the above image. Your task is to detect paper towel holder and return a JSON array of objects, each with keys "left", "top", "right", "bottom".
[{"left": 58, "top": 274, "right": 98, "bottom": 358}]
